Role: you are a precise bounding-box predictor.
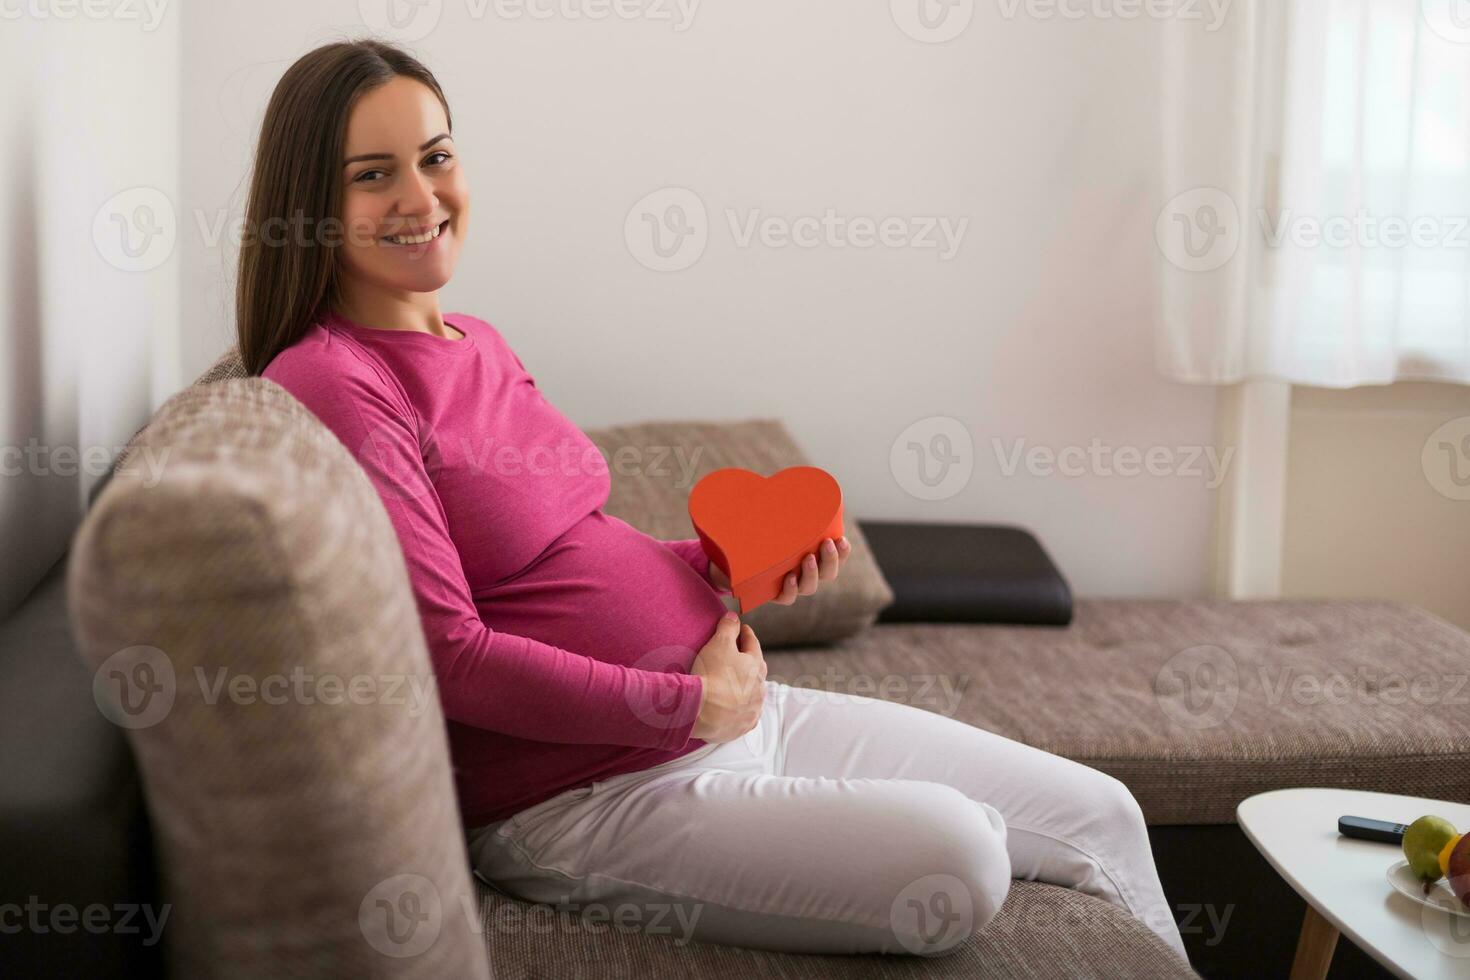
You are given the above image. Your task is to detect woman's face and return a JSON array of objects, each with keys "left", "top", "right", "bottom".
[{"left": 337, "top": 76, "right": 468, "bottom": 297}]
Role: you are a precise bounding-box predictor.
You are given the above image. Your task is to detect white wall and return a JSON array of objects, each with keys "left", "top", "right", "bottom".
[
  {"left": 0, "top": 10, "right": 179, "bottom": 619},
  {"left": 176, "top": 1, "right": 1221, "bottom": 600},
  {"left": 1284, "top": 383, "right": 1470, "bottom": 632}
]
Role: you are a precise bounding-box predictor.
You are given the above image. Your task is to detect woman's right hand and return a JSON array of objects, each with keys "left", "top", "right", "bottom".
[{"left": 689, "top": 612, "right": 766, "bottom": 743}]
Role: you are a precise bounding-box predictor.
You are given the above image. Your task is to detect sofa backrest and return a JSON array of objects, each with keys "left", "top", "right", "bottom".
[
  {"left": 98, "top": 345, "right": 895, "bottom": 649},
  {"left": 67, "top": 372, "right": 491, "bottom": 979},
  {"left": 90, "top": 348, "right": 250, "bottom": 512}
]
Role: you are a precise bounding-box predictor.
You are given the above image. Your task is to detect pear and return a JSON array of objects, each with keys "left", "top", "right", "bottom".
[
  {"left": 1448, "top": 833, "right": 1470, "bottom": 910},
  {"left": 1403, "top": 815, "right": 1458, "bottom": 882}
]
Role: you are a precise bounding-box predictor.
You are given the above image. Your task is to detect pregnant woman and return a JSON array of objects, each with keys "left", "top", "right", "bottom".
[{"left": 245, "top": 39, "right": 1186, "bottom": 961}]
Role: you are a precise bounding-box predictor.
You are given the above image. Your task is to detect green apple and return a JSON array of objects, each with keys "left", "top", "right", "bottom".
[{"left": 1404, "top": 815, "right": 1458, "bottom": 882}]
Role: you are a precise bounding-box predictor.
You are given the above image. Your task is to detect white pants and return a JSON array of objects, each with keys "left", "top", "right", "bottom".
[{"left": 467, "top": 679, "right": 1188, "bottom": 961}]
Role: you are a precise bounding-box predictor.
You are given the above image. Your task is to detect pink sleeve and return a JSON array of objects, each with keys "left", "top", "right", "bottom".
[
  {"left": 660, "top": 538, "right": 732, "bottom": 596},
  {"left": 271, "top": 356, "right": 702, "bottom": 749}
]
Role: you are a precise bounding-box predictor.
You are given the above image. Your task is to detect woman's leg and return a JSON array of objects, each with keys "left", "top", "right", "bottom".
[
  {"left": 467, "top": 685, "right": 1012, "bottom": 956},
  {"left": 772, "top": 681, "right": 1188, "bottom": 959}
]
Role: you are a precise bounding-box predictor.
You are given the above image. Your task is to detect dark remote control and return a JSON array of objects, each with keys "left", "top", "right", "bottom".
[{"left": 1338, "top": 815, "right": 1409, "bottom": 844}]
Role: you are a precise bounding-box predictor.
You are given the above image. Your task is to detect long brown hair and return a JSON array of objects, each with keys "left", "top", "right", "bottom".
[{"left": 236, "top": 39, "right": 453, "bottom": 377}]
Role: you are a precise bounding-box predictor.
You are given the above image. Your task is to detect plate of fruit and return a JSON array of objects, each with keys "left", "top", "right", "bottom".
[{"left": 1387, "top": 815, "right": 1470, "bottom": 918}]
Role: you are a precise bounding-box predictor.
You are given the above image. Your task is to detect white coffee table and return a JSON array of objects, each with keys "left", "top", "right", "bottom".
[{"left": 1238, "top": 788, "right": 1470, "bottom": 980}]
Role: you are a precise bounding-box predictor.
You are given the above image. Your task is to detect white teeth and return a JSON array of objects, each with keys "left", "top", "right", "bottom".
[{"left": 384, "top": 222, "right": 444, "bottom": 246}]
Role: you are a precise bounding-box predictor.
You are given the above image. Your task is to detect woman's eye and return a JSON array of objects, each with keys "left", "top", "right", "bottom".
[{"left": 353, "top": 153, "right": 451, "bottom": 184}]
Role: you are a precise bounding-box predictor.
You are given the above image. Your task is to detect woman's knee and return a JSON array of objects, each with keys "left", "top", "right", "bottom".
[
  {"left": 886, "top": 784, "right": 1012, "bottom": 954},
  {"left": 1079, "top": 768, "right": 1149, "bottom": 838}
]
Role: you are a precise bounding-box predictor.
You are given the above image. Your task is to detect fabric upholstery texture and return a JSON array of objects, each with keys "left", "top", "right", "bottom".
[
  {"left": 68, "top": 377, "right": 490, "bottom": 979},
  {"left": 104, "top": 347, "right": 250, "bottom": 502},
  {"left": 474, "top": 877, "right": 1197, "bottom": 979},
  {"left": 763, "top": 600, "right": 1470, "bottom": 825},
  {"left": 584, "top": 418, "right": 896, "bottom": 648},
  {"left": 68, "top": 342, "right": 1470, "bottom": 976},
  {"left": 111, "top": 351, "right": 897, "bottom": 653}
]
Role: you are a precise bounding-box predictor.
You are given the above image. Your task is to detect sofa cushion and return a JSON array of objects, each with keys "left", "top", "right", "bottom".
[
  {"left": 68, "top": 378, "right": 490, "bottom": 979},
  {"left": 584, "top": 418, "right": 895, "bottom": 648},
  {"left": 763, "top": 599, "right": 1470, "bottom": 825},
  {"left": 475, "top": 877, "right": 1196, "bottom": 979},
  {"left": 861, "top": 522, "right": 1073, "bottom": 626}
]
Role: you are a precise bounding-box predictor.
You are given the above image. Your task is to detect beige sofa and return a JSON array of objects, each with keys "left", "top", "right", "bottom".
[{"left": 55, "top": 350, "right": 1470, "bottom": 978}]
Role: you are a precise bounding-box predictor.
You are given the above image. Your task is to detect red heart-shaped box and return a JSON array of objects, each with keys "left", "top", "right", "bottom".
[{"left": 688, "top": 466, "right": 844, "bottom": 614}]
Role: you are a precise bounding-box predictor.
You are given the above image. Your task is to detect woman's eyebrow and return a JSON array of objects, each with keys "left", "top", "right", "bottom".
[{"left": 344, "top": 132, "right": 451, "bottom": 166}]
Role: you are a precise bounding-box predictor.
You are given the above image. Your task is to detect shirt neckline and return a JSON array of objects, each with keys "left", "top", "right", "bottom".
[{"left": 324, "top": 309, "right": 478, "bottom": 355}]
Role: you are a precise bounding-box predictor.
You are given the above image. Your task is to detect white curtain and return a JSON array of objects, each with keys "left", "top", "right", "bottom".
[{"left": 1159, "top": 0, "right": 1470, "bottom": 387}]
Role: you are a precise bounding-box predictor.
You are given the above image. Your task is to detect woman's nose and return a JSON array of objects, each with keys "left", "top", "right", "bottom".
[{"left": 398, "top": 168, "right": 438, "bottom": 217}]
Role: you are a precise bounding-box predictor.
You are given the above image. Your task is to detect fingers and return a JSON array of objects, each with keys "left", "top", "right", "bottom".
[
  {"left": 776, "top": 570, "right": 798, "bottom": 605},
  {"left": 797, "top": 551, "right": 820, "bottom": 594},
  {"left": 716, "top": 611, "right": 743, "bottom": 646},
  {"left": 738, "top": 625, "right": 766, "bottom": 698},
  {"left": 772, "top": 538, "right": 849, "bottom": 606},
  {"left": 817, "top": 538, "right": 842, "bottom": 581},
  {"left": 737, "top": 622, "right": 763, "bottom": 658}
]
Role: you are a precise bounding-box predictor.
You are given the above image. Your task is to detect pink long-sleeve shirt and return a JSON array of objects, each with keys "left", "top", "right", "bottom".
[{"left": 262, "top": 309, "right": 727, "bottom": 828}]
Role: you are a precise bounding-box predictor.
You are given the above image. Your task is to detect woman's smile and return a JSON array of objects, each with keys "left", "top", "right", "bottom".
[{"left": 381, "top": 217, "right": 451, "bottom": 252}]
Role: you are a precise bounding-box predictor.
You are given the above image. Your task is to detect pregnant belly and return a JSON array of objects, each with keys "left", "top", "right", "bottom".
[{"left": 471, "top": 510, "right": 729, "bottom": 674}]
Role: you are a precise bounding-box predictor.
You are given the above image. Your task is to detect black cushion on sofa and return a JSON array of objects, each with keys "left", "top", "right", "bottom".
[{"left": 856, "top": 521, "right": 1073, "bottom": 626}]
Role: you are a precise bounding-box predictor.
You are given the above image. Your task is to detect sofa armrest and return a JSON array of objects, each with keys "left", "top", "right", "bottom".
[
  {"left": 67, "top": 378, "right": 490, "bottom": 980},
  {"left": 856, "top": 521, "right": 1073, "bottom": 626}
]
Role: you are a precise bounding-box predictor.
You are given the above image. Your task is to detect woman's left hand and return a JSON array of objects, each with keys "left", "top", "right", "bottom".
[{"left": 707, "top": 536, "right": 852, "bottom": 604}]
